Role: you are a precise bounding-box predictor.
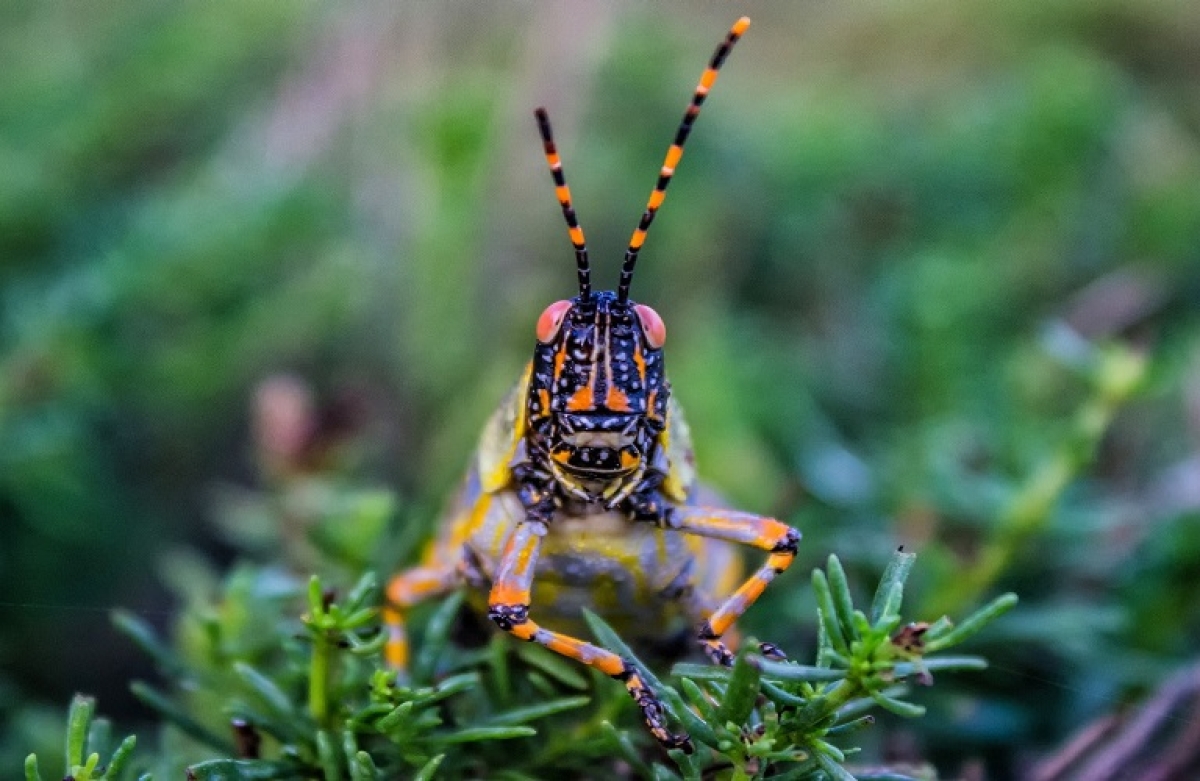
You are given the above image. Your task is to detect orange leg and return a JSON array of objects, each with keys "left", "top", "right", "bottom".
[
  {"left": 383, "top": 564, "right": 460, "bottom": 672},
  {"left": 669, "top": 507, "right": 801, "bottom": 665},
  {"left": 488, "top": 520, "right": 692, "bottom": 752}
]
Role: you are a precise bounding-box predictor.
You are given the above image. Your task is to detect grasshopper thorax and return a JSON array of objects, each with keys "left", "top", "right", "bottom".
[{"left": 527, "top": 291, "right": 668, "bottom": 503}]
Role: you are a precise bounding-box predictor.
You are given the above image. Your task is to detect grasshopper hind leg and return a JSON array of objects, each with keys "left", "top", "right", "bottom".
[{"left": 383, "top": 563, "right": 462, "bottom": 674}]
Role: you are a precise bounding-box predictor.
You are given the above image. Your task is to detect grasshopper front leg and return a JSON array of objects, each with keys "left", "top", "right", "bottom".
[
  {"left": 668, "top": 507, "right": 801, "bottom": 665},
  {"left": 487, "top": 519, "right": 693, "bottom": 752}
]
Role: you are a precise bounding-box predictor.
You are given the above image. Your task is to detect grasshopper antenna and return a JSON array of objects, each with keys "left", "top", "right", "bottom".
[
  {"left": 617, "top": 16, "right": 750, "bottom": 303},
  {"left": 535, "top": 107, "right": 592, "bottom": 300}
]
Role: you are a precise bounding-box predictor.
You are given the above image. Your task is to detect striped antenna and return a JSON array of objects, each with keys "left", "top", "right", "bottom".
[
  {"left": 617, "top": 16, "right": 750, "bottom": 303},
  {"left": 535, "top": 107, "right": 592, "bottom": 300}
]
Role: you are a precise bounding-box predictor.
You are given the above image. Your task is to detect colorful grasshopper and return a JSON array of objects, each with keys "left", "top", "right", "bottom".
[{"left": 384, "top": 17, "right": 800, "bottom": 752}]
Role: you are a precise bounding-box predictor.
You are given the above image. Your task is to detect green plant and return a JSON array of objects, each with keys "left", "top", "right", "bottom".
[
  {"left": 24, "top": 695, "right": 138, "bottom": 781},
  {"left": 22, "top": 546, "right": 1013, "bottom": 779}
]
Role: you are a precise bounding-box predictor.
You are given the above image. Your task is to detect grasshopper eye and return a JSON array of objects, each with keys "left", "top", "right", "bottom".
[
  {"left": 634, "top": 304, "right": 666, "bottom": 349},
  {"left": 536, "top": 300, "right": 573, "bottom": 343}
]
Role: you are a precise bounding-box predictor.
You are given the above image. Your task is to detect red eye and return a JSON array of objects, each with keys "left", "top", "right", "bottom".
[
  {"left": 536, "top": 300, "right": 573, "bottom": 344},
  {"left": 634, "top": 304, "right": 666, "bottom": 349}
]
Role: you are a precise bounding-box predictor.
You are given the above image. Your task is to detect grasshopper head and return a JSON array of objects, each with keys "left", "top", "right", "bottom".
[
  {"left": 526, "top": 37, "right": 739, "bottom": 499},
  {"left": 527, "top": 291, "right": 668, "bottom": 500}
]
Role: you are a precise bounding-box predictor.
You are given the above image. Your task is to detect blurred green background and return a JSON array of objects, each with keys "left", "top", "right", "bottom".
[{"left": 2, "top": 0, "right": 1199, "bottom": 776}]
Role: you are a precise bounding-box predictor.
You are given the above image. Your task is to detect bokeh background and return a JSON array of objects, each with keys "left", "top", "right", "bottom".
[{"left": 2, "top": 0, "right": 1199, "bottom": 777}]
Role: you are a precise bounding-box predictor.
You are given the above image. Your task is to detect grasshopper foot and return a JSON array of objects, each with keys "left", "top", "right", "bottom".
[
  {"left": 758, "top": 641, "right": 787, "bottom": 661},
  {"left": 701, "top": 638, "right": 735, "bottom": 667},
  {"left": 619, "top": 663, "right": 693, "bottom": 753}
]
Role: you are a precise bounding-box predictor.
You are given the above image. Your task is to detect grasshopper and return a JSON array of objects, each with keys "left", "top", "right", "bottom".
[{"left": 385, "top": 17, "right": 800, "bottom": 752}]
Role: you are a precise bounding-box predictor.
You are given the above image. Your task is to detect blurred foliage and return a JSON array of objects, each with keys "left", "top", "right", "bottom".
[{"left": 2, "top": 0, "right": 1199, "bottom": 777}]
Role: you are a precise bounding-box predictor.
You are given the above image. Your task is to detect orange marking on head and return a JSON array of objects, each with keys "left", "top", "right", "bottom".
[
  {"left": 605, "top": 385, "right": 631, "bottom": 412},
  {"left": 566, "top": 384, "right": 594, "bottom": 411},
  {"left": 552, "top": 449, "right": 572, "bottom": 464},
  {"left": 620, "top": 450, "right": 638, "bottom": 470},
  {"left": 553, "top": 345, "right": 566, "bottom": 380}
]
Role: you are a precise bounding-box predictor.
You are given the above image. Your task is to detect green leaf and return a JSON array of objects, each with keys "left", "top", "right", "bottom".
[
  {"left": 756, "top": 659, "right": 844, "bottom": 682},
  {"left": 489, "top": 696, "right": 590, "bottom": 725},
  {"left": 412, "top": 754, "right": 446, "bottom": 781},
  {"left": 869, "top": 689, "right": 926, "bottom": 718},
  {"left": 316, "top": 729, "right": 342, "bottom": 781},
  {"left": 826, "top": 555, "right": 860, "bottom": 642},
  {"left": 715, "top": 652, "right": 762, "bottom": 726},
  {"left": 652, "top": 763, "right": 681, "bottom": 781},
  {"left": 601, "top": 720, "right": 652, "bottom": 778},
  {"left": 892, "top": 656, "right": 986, "bottom": 676},
  {"left": 24, "top": 754, "right": 41, "bottom": 781},
  {"left": 813, "top": 747, "right": 856, "bottom": 780},
  {"left": 186, "top": 759, "right": 297, "bottom": 780},
  {"left": 826, "top": 714, "right": 875, "bottom": 735},
  {"left": 669, "top": 746, "right": 701, "bottom": 781},
  {"left": 308, "top": 574, "right": 326, "bottom": 617},
  {"left": 870, "top": 549, "right": 916, "bottom": 624},
  {"left": 812, "top": 570, "right": 849, "bottom": 656},
  {"left": 678, "top": 677, "right": 718, "bottom": 720},
  {"left": 414, "top": 672, "right": 480, "bottom": 705},
  {"left": 105, "top": 735, "right": 137, "bottom": 781},
  {"left": 232, "top": 662, "right": 300, "bottom": 726},
  {"left": 581, "top": 609, "right": 663, "bottom": 691},
  {"left": 345, "top": 571, "right": 380, "bottom": 613},
  {"left": 66, "top": 694, "right": 95, "bottom": 768},
  {"left": 515, "top": 643, "right": 589, "bottom": 690},
  {"left": 413, "top": 589, "right": 465, "bottom": 683},
  {"left": 112, "top": 610, "right": 186, "bottom": 678},
  {"left": 760, "top": 679, "right": 810, "bottom": 707},
  {"left": 376, "top": 702, "right": 415, "bottom": 732},
  {"left": 925, "top": 593, "right": 1018, "bottom": 652},
  {"left": 429, "top": 726, "right": 537, "bottom": 743},
  {"left": 349, "top": 750, "right": 379, "bottom": 781},
  {"left": 131, "top": 682, "right": 236, "bottom": 754}
]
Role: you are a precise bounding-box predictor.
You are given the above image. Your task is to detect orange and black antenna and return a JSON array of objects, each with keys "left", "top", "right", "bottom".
[
  {"left": 616, "top": 16, "right": 750, "bottom": 303},
  {"left": 535, "top": 107, "right": 592, "bottom": 300}
]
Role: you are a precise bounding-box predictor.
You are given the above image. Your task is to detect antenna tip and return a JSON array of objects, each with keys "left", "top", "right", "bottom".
[
  {"left": 733, "top": 16, "right": 751, "bottom": 35},
  {"left": 534, "top": 107, "right": 552, "bottom": 141}
]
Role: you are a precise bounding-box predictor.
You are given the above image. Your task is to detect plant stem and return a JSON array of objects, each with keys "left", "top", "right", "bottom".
[
  {"left": 931, "top": 343, "right": 1144, "bottom": 616},
  {"left": 310, "top": 631, "right": 331, "bottom": 727}
]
